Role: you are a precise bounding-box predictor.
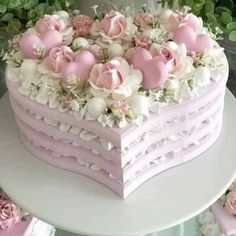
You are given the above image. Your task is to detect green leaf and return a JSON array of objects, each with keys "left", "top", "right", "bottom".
[
  {"left": 7, "top": 0, "right": 22, "bottom": 9},
  {"left": 215, "top": 6, "right": 231, "bottom": 15},
  {"left": 186, "top": 0, "right": 194, "bottom": 7},
  {"left": 0, "top": 36, "right": 8, "bottom": 50},
  {"left": 7, "top": 18, "right": 21, "bottom": 32},
  {"left": 205, "top": 1, "right": 214, "bottom": 14},
  {"left": 206, "top": 13, "right": 217, "bottom": 23},
  {"left": 218, "top": 0, "right": 234, "bottom": 11},
  {"left": 24, "top": 0, "right": 38, "bottom": 10},
  {"left": 229, "top": 30, "right": 236, "bottom": 41},
  {"left": 0, "top": 4, "right": 7, "bottom": 13},
  {"left": 221, "top": 12, "right": 232, "bottom": 25},
  {"left": 178, "top": 0, "right": 186, "bottom": 7},
  {"left": 227, "top": 22, "right": 236, "bottom": 31},
  {"left": 0, "top": 13, "right": 13, "bottom": 22}
]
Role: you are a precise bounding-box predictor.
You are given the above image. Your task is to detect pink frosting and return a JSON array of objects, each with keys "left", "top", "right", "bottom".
[
  {"left": 90, "top": 62, "right": 124, "bottom": 89},
  {"left": 19, "top": 30, "right": 63, "bottom": 59},
  {"left": 225, "top": 191, "right": 236, "bottom": 216},
  {"left": 0, "top": 200, "right": 21, "bottom": 230},
  {"left": 44, "top": 46, "right": 74, "bottom": 73},
  {"left": 132, "top": 47, "right": 168, "bottom": 89},
  {"left": 135, "top": 12, "right": 154, "bottom": 28},
  {"left": 173, "top": 25, "right": 213, "bottom": 52},
  {"left": 98, "top": 11, "right": 127, "bottom": 39},
  {"left": 62, "top": 50, "right": 96, "bottom": 86},
  {"left": 73, "top": 15, "right": 93, "bottom": 37},
  {"left": 35, "top": 15, "right": 65, "bottom": 33},
  {"left": 152, "top": 42, "right": 181, "bottom": 73}
]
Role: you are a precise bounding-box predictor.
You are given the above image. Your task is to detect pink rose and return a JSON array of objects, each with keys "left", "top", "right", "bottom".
[
  {"left": 170, "top": 13, "right": 202, "bottom": 33},
  {"left": 35, "top": 15, "right": 65, "bottom": 33},
  {"left": 98, "top": 11, "right": 127, "bottom": 39},
  {"left": 0, "top": 200, "right": 21, "bottom": 230},
  {"left": 44, "top": 46, "right": 74, "bottom": 73},
  {"left": 135, "top": 12, "right": 154, "bottom": 29},
  {"left": 151, "top": 42, "right": 181, "bottom": 73},
  {"left": 135, "top": 35, "right": 152, "bottom": 49},
  {"left": 224, "top": 191, "right": 236, "bottom": 216},
  {"left": 89, "top": 62, "right": 124, "bottom": 89},
  {"left": 73, "top": 15, "right": 93, "bottom": 37}
]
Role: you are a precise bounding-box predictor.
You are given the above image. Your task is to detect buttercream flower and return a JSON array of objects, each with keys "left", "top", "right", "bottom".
[
  {"left": 0, "top": 200, "right": 21, "bottom": 230},
  {"left": 35, "top": 15, "right": 66, "bottom": 33},
  {"left": 89, "top": 57, "right": 142, "bottom": 100},
  {"left": 135, "top": 12, "right": 154, "bottom": 29},
  {"left": 72, "top": 15, "right": 93, "bottom": 37},
  {"left": 135, "top": 35, "right": 152, "bottom": 49},
  {"left": 92, "top": 11, "right": 127, "bottom": 40},
  {"left": 170, "top": 12, "right": 203, "bottom": 33},
  {"left": 224, "top": 191, "right": 236, "bottom": 216},
  {"left": 150, "top": 42, "right": 186, "bottom": 73},
  {"left": 43, "top": 46, "right": 74, "bottom": 73}
]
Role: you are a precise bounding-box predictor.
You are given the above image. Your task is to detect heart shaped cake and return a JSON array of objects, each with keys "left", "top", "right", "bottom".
[{"left": 4, "top": 7, "right": 228, "bottom": 198}]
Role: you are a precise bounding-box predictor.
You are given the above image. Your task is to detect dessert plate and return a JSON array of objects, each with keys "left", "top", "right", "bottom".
[{"left": 0, "top": 92, "right": 236, "bottom": 235}]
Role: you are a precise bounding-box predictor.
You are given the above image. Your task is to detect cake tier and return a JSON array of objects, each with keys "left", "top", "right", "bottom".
[{"left": 6, "top": 62, "right": 228, "bottom": 198}]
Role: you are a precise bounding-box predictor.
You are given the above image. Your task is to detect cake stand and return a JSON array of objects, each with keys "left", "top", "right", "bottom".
[{"left": 0, "top": 90, "right": 236, "bottom": 236}]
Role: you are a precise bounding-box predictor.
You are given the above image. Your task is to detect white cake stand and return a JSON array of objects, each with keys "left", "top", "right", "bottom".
[{"left": 0, "top": 90, "right": 236, "bottom": 236}]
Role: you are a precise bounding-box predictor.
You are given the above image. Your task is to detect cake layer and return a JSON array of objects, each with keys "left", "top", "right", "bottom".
[
  {"left": 19, "top": 118, "right": 222, "bottom": 198},
  {"left": 7, "top": 68, "right": 227, "bottom": 169}
]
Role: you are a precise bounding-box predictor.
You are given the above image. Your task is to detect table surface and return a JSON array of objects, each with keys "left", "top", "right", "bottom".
[{"left": 0, "top": 91, "right": 236, "bottom": 236}]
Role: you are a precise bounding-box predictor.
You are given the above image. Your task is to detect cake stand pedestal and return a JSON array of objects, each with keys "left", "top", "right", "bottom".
[{"left": 0, "top": 90, "right": 236, "bottom": 236}]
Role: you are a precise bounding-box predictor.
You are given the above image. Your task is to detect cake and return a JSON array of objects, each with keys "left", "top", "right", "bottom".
[
  {"left": 197, "top": 180, "right": 236, "bottom": 236},
  {"left": 4, "top": 5, "right": 228, "bottom": 198}
]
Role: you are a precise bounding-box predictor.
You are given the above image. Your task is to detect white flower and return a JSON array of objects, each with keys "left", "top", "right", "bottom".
[
  {"left": 87, "top": 97, "right": 107, "bottom": 118},
  {"left": 72, "top": 37, "right": 90, "bottom": 50},
  {"left": 193, "top": 67, "right": 211, "bottom": 88},
  {"left": 128, "top": 94, "right": 149, "bottom": 119}
]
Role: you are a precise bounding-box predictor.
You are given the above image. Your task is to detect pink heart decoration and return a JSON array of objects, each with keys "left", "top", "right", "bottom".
[
  {"left": 132, "top": 47, "right": 153, "bottom": 70},
  {"left": 132, "top": 48, "right": 168, "bottom": 89},
  {"left": 75, "top": 50, "right": 96, "bottom": 68},
  {"left": 19, "top": 30, "right": 63, "bottom": 59},
  {"left": 141, "top": 59, "right": 168, "bottom": 89},
  {"left": 173, "top": 25, "right": 213, "bottom": 52},
  {"left": 193, "top": 34, "right": 213, "bottom": 52},
  {"left": 62, "top": 50, "right": 96, "bottom": 87},
  {"left": 40, "top": 30, "right": 63, "bottom": 53},
  {"left": 19, "top": 34, "right": 42, "bottom": 59}
]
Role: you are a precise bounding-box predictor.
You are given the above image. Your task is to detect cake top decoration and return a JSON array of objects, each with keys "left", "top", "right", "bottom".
[{"left": 4, "top": 6, "right": 226, "bottom": 128}]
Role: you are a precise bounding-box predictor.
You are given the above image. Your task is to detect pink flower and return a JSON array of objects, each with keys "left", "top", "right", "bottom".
[
  {"left": 35, "top": 15, "right": 66, "bottom": 33},
  {"left": 73, "top": 15, "right": 93, "bottom": 37},
  {"left": 89, "top": 62, "right": 124, "bottom": 89},
  {"left": 44, "top": 46, "right": 74, "bottom": 73},
  {"left": 135, "top": 12, "right": 154, "bottom": 29},
  {"left": 151, "top": 42, "right": 182, "bottom": 73},
  {"left": 98, "top": 11, "right": 127, "bottom": 39},
  {"left": 0, "top": 200, "right": 21, "bottom": 230},
  {"left": 224, "top": 191, "right": 236, "bottom": 216},
  {"left": 135, "top": 35, "right": 152, "bottom": 49},
  {"left": 170, "top": 13, "right": 202, "bottom": 33}
]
